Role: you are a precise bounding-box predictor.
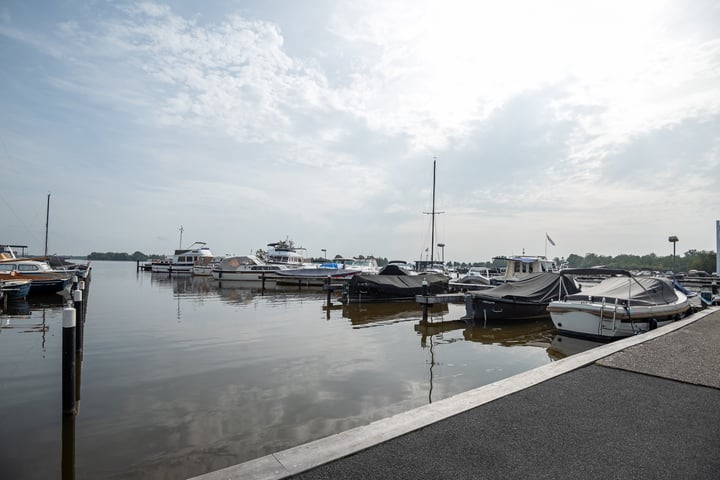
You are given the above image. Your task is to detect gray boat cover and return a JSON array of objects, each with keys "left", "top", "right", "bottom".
[
  {"left": 565, "top": 276, "right": 679, "bottom": 306},
  {"left": 345, "top": 272, "right": 449, "bottom": 298},
  {"left": 470, "top": 272, "right": 580, "bottom": 303}
]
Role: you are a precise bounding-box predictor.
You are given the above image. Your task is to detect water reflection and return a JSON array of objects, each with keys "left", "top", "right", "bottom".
[
  {"left": 414, "top": 318, "right": 555, "bottom": 348},
  {"left": 547, "top": 334, "right": 606, "bottom": 359},
  {"left": 342, "top": 302, "right": 449, "bottom": 327}
]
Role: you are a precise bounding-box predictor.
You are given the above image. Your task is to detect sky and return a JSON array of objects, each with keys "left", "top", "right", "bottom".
[{"left": 1, "top": 0, "right": 719, "bottom": 263}]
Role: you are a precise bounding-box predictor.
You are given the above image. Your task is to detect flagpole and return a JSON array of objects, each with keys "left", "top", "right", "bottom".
[{"left": 545, "top": 233, "right": 548, "bottom": 258}]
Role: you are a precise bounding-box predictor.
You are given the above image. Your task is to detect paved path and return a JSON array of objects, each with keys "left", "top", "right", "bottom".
[{"left": 191, "top": 307, "right": 720, "bottom": 480}]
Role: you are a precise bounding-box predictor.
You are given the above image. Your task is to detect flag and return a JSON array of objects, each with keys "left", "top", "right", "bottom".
[{"left": 546, "top": 233, "right": 556, "bottom": 246}]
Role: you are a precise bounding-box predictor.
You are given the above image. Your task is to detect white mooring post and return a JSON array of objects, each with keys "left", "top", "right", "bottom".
[{"left": 62, "top": 305, "right": 77, "bottom": 416}]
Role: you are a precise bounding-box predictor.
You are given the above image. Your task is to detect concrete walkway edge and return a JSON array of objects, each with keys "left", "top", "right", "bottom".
[{"left": 189, "top": 306, "right": 719, "bottom": 480}]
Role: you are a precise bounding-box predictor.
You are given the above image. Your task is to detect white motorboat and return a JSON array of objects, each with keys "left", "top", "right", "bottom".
[
  {"left": 547, "top": 268, "right": 691, "bottom": 340},
  {"left": 192, "top": 256, "right": 225, "bottom": 276},
  {"left": 152, "top": 242, "right": 215, "bottom": 273},
  {"left": 494, "top": 255, "right": 559, "bottom": 282},
  {"left": 264, "top": 241, "right": 308, "bottom": 268},
  {"left": 212, "top": 255, "right": 290, "bottom": 281}
]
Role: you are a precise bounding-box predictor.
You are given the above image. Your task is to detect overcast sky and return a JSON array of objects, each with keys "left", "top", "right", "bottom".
[{"left": 1, "top": 0, "right": 719, "bottom": 263}]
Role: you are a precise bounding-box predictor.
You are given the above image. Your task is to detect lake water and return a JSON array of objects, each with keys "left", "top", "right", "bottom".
[{"left": 0, "top": 261, "right": 596, "bottom": 479}]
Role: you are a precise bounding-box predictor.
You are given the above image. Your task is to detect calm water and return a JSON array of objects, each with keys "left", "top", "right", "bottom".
[{"left": 0, "top": 261, "right": 596, "bottom": 479}]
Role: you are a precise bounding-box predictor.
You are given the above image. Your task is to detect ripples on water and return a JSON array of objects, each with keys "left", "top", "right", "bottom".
[{"left": 0, "top": 261, "right": 601, "bottom": 479}]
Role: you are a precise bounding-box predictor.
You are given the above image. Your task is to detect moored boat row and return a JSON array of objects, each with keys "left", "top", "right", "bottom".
[{"left": 0, "top": 244, "right": 88, "bottom": 296}]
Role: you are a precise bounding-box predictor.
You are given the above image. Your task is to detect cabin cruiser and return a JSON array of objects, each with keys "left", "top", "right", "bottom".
[
  {"left": 212, "top": 255, "right": 290, "bottom": 281},
  {"left": 192, "top": 256, "right": 225, "bottom": 276},
  {"left": 494, "top": 255, "right": 558, "bottom": 282},
  {"left": 151, "top": 242, "right": 215, "bottom": 273},
  {"left": 547, "top": 268, "right": 691, "bottom": 340}
]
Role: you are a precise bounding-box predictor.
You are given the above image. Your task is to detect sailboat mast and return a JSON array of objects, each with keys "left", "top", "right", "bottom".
[
  {"left": 430, "top": 158, "right": 436, "bottom": 267},
  {"left": 44, "top": 193, "right": 50, "bottom": 257}
]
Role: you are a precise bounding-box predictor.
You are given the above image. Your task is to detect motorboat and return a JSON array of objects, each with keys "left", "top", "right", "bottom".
[
  {"left": 547, "top": 268, "right": 691, "bottom": 340},
  {"left": 449, "top": 266, "right": 503, "bottom": 291},
  {"left": 342, "top": 264, "right": 450, "bottom": 303},
  {"left": 0, "top": 278, "right": 32, "bottom": 300},
  {"left": 464, "top": 272, "right": 581, "bottom": 322},
  {"left": 271, "top": 265, "right": 361, "bottom": 286},
  {"left": 151, "top": 242, "right": 215, "bottom": 273},
  {"left": 211, "top": 255, "right": 290, "bottom": 281},
  {"left": 0, "top": 259, "right": 72, "bottom": 294},
  {"left": 493, "top": 255, "right": 559, "bottom": 282},
  {"left": 192, "top": 256, "right": 225, "bottom": 276},
  {"left": 264, "top": 241, "right": 308, "bottom": 268}
]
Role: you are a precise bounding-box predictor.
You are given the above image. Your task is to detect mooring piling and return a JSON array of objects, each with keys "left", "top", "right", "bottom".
[{"left": 62, "top": 304, "right": 77, "bottom": 416}]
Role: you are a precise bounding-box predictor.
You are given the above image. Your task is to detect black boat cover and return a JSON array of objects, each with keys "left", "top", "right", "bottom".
[
  {"left": 344, "top": 272, "right": 449, "bottom": 301},
  {"left": 470, "top": 272, "right": 581, "bottom": 303},
  {"left": 564, "top": 276, "right": 679, "bottom": 306}
]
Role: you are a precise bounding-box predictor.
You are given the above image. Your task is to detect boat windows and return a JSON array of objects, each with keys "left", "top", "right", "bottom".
[
  {"left": 18, "top": 264, "right": 40, "bottom": 272},
  {"left": 0, "top": 264, "right": 14, "bottom": 271}
]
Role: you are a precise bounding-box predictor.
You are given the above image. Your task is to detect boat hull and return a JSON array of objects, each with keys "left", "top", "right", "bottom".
[
  {"left": 548, "top": 300, "right": 690, "bottom": 340},
  {"left": 0, "top": 279, "right": 32, "bottom": 299},
  {"left": 469, "top": 298, "right": 551, "bottom": 322}
]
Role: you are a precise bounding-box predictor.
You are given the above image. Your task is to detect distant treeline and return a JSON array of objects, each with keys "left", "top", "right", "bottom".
[
  {"left": 452, "top": 249, "right": 716, "bottom": 274},
  {"left": 563, "top": 250, "right": 717, "bottom": 274},
  {"left": 88, "top": 251, "right": 163, "bottom": 261}
]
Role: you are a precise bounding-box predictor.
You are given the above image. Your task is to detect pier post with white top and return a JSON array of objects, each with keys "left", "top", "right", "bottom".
[{"left": 62, "top": 305, "right": 77, "bottom": 416}]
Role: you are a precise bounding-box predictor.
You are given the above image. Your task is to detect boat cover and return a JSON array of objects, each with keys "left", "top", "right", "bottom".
[
  {"left": 564, "top": 276, "right": 679, "bottom": 306},
  {"left": 345, "top": 272, "right": 449, "bottom": 299},
  {"left": 470, "top": 272, "right": 580, "bottom": 303}
]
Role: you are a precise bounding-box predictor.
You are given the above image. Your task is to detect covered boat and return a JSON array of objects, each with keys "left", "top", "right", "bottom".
[
  {"left": 342, "top": 264, "right": 450, "bottom": 303},
  {"left": 547, "top": 268, "right": 691, "bottom": 340},
  {"left": 465, "top": 272, "right": 581, "bottom": 322}
]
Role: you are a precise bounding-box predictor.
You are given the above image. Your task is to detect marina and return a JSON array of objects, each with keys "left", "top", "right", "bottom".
[{"left": 1, "top": 260, "right": 607, "bottom": 480}]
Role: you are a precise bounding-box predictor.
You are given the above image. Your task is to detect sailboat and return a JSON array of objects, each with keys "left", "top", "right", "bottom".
[{"left": 342, "top": 159, "right": 451, "bottom": 303}]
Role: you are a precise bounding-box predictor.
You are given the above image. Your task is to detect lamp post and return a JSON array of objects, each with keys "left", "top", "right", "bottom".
[
  {"left": 668, "top": 235, "right": 678, "bottom": 274},
  {"left": 437, "top": 243, "right": 445, "bottom": 268},
  {"left": 321, "top": 249, "right": 327, "bottom": 261}
]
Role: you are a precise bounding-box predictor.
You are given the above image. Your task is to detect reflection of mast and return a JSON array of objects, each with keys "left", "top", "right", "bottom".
[{"left": 428, "top": 333, "right": 435, "bottom": 404}]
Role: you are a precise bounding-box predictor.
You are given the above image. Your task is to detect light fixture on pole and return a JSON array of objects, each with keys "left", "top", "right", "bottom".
[
  {"left": 321, "top": 249, "right": 327, "bottom": 261},
  {"left": 437, "top": 243, "right": 445, "bottom": 267},
  {"left": 668, "top": 235, "right": 679, "bottom": 273}
]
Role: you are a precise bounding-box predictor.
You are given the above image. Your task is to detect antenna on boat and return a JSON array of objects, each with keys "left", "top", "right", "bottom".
[{"left": 179, "top": 225, "right": 184, "bottom": 249}]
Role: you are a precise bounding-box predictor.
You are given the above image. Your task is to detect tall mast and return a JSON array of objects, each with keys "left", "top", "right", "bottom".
[
  {"left": 44, "top": 193, "right": 50, "bottom": 257},
  {"left": 423, "top": 157, "right": 443, "bottom": 269},
  {"left": 430, "top": 158, "right": 436, "bottom": 266},
  {"left": 179, "top": 225, "right": 184, "bottom": 249}
]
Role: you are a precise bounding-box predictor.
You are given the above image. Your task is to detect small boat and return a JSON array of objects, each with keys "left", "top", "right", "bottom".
[
  {"left": 0, "top": 256, "right": 72, "bottom": 295},
  {"left": 342, "top": 264, "right": 450, "bottom": 303},
  {"left": 192, "top": 256, "right": 225, "bottom": 276},
  {"left": 151, "top": 242, "right": 215, "bottom": 273},
  {"left": 547, "top": 268, "right": 691, "bottom": 340},
  {"left": 465, "top": 272, "right": 581, "bottom": 322},
  {"left": 449, "top": 266, "right": 503, "bottom": 291},
  {"left": 212, "top": 255, "right": 290, "bottom": 281},
  {"left": 271, "top": 266, "right": 360, "bottom": 286},
  {"left": 0, "top": 278, "right": 32, "bottom": 300}
]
